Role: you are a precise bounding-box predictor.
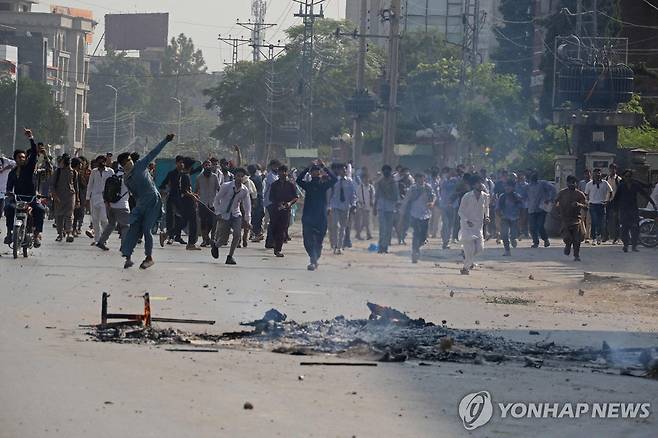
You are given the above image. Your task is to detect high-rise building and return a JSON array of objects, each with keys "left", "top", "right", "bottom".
[
  {"left": 0, "top": 0, "right": 95, "bottom": 151},
  {"left": 345, "top": 0, "right": 500, "bottom": 61}
]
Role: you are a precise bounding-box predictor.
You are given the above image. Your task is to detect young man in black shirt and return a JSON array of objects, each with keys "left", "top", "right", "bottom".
[
  {"left": 268, "top": 165, "right": 298, "bottom": 257},
  {"left": 613, "top": 169, "right": 657, "bottom": 252},
  {"left": 4, "top": 128, "right": 45, "bottom": 247}
]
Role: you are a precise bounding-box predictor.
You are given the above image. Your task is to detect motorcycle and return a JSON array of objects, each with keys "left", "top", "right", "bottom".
[
  {"left": 6, "top": 192, "right": 45, "bottom": 259},
  {"left": 638, "top": 208, "right": 658, "bottom": 248}
]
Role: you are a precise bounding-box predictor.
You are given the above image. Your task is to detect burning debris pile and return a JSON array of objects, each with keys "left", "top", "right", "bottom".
[{"left": 86, "top": 302, "right": 658, "bottom": 378}]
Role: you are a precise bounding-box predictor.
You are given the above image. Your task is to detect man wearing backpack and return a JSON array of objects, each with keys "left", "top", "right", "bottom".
[
  {"left": 96, "top": 166, "right": 131, "bottom": 251},
  {"left": 85, "top": 155, "right": 114, "bottom": 246}
]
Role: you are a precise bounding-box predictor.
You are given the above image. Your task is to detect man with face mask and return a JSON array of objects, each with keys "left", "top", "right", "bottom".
[
  {"left": 85, "top": 155, "right": 114, "bottom": 246},
  {"left": 374, "top": 165, "right": 400, "bottom": 254},
  {"left": 195, "top": 161, "right": 222, "bottom": 247},
  {"left": 116, "top": 134, "right": 175, "bottom": 269},
  {"left": 458, "top": 178, "right": 490, "bottom": 275},
  {"left": 49, "top": 153, "right": 79, "bottom": 243},
  {"left": 296, "top": 160, "right": 337, "bottom": 270},
  {"left": 4, "top": 129, "right": 45, "bottom": 247},
  {"left": 555, "top": 175, "right": 588, "bottom": 261}
]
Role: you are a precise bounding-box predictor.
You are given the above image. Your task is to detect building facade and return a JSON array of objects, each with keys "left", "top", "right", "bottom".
[
  {"left": 345, "top": 0, "right": 500, "bottom": 61},
  {"left": 0, "top": 0, "right": 95, "bottom": 151}
]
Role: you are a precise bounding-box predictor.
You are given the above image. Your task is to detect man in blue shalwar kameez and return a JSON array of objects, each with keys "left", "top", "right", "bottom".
[{"left": 117, "top": 134, "right": 175, "bottom": 269}]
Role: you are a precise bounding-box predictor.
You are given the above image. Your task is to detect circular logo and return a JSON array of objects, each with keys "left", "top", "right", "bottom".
[{"left": 459, "top": 391, "right": 493, "bottom": 430}]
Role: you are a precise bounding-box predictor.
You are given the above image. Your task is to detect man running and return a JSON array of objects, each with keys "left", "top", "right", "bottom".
[
  {"left": 555, "top": 175, "right": 588, "bottom": 261},
  {"left": 268, "top": 165, "right": 298, "bottom": 257},
  {"left": 117, "top": 134, "right": 175, "bottom": 269},
  {"left": 211, "top": 168, "right": 251, "bottom": 265},
  {"left": 374, "top": 165, "right": 400, "bottom": 254},
  {"left": 85, "top": 155, "right": 114, "bottom": 246},
  {"left": 404, "top": 173, "right": 435, "bottom": 263},
  {"left": 296, "top": 160, "right": 337, "bottom": 270},
  {"left": 612, "top": 169, "right": 657, "bottom": 253},
  {"left": 458, "top": 179, "right": 490, "bottom": 275}
]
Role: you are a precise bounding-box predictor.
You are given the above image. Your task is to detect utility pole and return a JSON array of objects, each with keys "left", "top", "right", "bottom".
[
  {"left": 236, "top": 1, "right": 276, "bottom": 62},
  {"left": 105, "top": 84, "right": 118, "bottom": 156},
  {"left": 294, "top": 0, "right": 325, "bottom": 149},
  {"left": 12, "top": 62, "right": 18, "bottom": 150},
  {"left": 382, "top": 0, "right": 402, "bottom": 165},
  {"left": 352, "top": 0, "right": 368, "bottom": 167},
  {"left": 251, "top": 40, "right": 287, "bottom": 160},
  {"left": 170, "top": 97, "right": 182, "bottom": 143},
  {"left": 218, "top": 35, "right": 252, "bottom": 66},
  {"left": 459, "top": 0, "right": 482, "bottom": 164}
]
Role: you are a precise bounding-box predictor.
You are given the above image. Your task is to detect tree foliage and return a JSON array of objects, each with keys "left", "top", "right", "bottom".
[
  {"left": 204, "top": 19, "right": 384, "bottom": 152},
  {"left": 0, "top": 77, "right": 67, "bottom": 153},
  {"left": 86, "top": 34, "right": 217, "bottom": 155},
  {"left": 491, "top": 0, "right": 534, "bottom": 97}
]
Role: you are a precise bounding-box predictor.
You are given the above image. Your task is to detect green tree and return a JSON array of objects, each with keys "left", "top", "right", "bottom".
[
  {"left": 87, "top": 49, "right": 152, "bottom": 121},
  {"left": 399, "top": 58, "right": 533, "bottom": 163},
  {"left": 205, "top": 19, "right": 384, "bottom": 156},
  {"left": 491, "top": 0, "right": 534, "bottom": 97},
  {"left": 618, "top": 94, "right": 658, "bottom": 151},
  {"left": 0, "top": 77, "right": 67, "bottom": 153}
]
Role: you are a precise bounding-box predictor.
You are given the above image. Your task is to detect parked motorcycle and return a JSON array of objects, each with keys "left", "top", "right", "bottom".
[{"left": 638, "top": 208, "right": 658, "bottom": 248}]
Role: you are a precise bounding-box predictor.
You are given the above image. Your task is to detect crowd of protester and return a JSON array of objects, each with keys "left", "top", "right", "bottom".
[{"left": 1, "top": 129, "right": 657, "bottom": 272}]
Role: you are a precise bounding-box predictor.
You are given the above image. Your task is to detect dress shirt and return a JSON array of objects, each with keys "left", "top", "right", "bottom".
[{"left": 213, "top": 181, "right": 252, "bottom": 223}]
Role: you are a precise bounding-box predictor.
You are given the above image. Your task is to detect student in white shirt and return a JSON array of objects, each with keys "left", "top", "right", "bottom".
[
  {"left": 211, "top": 168, "right": 252, "bottom": 265},
  {"left": 584, "top": 168, "right": 613, "bottom": 245},
  {"left": 85, "top": 155, "right": 115, "bottom": 244}
]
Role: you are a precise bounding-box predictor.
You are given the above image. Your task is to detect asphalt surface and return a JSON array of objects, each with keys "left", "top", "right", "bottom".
[{"left": 1, "top": 223, "right": 657, "bottom": 437}]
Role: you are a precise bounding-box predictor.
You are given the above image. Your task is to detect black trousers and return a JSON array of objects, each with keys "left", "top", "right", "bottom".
[
  {"left": 251, "top": 198, "right": 265, "bottom": 236},
  {"left": 180, "top": 201, "right": 197, "bottom": 246},
  {"left": 270, "top": 208, "right": 290, "bottom": 253},
  {"left": 166, "top": 197, "right": 181, "bottom": 239},
  {"left": 620, "top": 210, "right": 640, "bottom": 248},
  {"left": 303, "top": 221, "right": 327, "bottom": 264}
]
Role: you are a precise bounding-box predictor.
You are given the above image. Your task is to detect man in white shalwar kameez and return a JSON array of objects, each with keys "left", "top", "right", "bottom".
[{"left": 458, "top": 181, "right": 490, "bottom": 275}]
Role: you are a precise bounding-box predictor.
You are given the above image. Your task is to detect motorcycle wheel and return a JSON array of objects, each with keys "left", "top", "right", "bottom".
[
  {"left": 639, "top": 220, "right": 658, "bottom": 248},
  {"left": 12, "top": 225, "right": 21, "bottom": 259}
]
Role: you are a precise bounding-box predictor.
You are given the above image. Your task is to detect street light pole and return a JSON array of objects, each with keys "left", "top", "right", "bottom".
[
  {"left": 12, "top": 65, "right": 18, "bottom": 150},
  {"left": 170, "top": 97, "right": 182, "bottom": 143},
  {"left": 105, "top": 84, "right": 118, "bottom": 156}
]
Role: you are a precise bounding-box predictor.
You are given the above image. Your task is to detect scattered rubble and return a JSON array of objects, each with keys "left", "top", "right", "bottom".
[{"left": 86, "top": 303, "right": 658, "bottom": 379}]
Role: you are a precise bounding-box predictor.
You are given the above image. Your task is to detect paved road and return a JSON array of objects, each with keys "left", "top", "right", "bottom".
[{"left": 1, "top": 225, "right": 657, "bottom": 437}]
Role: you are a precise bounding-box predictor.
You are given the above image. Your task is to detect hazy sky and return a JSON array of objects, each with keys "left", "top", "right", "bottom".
[{"left": 34, "top": 0, "right": 347, "bottom": 71}]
